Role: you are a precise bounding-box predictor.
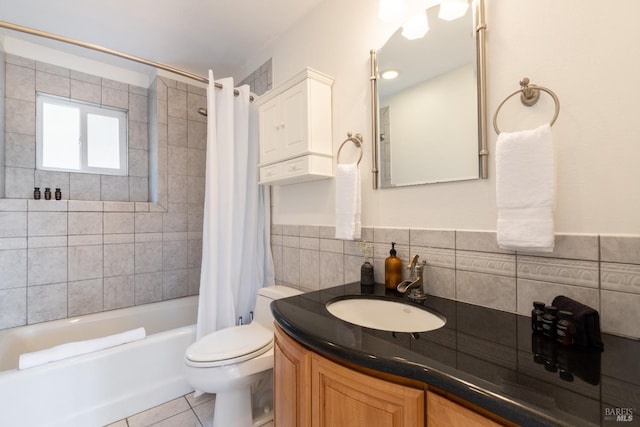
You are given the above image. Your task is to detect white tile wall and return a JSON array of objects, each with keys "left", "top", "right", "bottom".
[
  {"left": 0, "top": 60, "right": 276, "bottom": 331},
  {"left": 4, "top": 54, "right": 149, "bottom": 202},
  {"left": 0, "top": 74, "right": 207, "bottom": 330}
]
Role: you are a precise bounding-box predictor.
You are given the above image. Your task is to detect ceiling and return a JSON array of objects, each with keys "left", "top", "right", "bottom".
[{"left": 0, "top": 0, "right": 326, "bottom": 79}]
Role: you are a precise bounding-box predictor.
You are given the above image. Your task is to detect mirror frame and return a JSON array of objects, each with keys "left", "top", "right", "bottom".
[{"left": 370, "top": 0, "right": 487, "bottom": 189}]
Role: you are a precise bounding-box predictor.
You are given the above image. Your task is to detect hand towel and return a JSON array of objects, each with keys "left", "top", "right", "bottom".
[
  {"left": 552, "top": 295, "right": 603, "bottom": 351},
  {"left": 335, "top": 162, "right": 361, "bottom": 240},
  {"left": 496, "top": 123, "right": 556, "bottom": 252},
  {"left": 19, "top": 327, "right": 146, "bottom": 369}
]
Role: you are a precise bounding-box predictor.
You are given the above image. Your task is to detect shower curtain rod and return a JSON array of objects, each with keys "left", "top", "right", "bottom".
[{"left": 0, "top": 21, "right": 253, "bottom": 100}]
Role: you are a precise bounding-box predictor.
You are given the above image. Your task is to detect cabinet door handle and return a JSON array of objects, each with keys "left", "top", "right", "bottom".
[{"left": 288, "top": 165, "right": 301, "bottom": 172}]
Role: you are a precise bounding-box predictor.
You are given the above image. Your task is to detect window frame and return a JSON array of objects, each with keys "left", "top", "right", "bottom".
[{"left": 36, "top": 92, "right": 129, "bottom": 176}]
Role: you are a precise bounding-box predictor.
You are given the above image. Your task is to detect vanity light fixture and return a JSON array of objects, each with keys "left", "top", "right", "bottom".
[
  {"left": 378, "top": 0, "right": 405, "bottom": 23},
  {"left": 401, "top": 10, "right": 429, "bottom": 40},
  {"left": 438, "top": 0, "right": 469, "bottom": 21},
  {"left": 379, "top": 0, "right": 466, "bottom": 40},
  {"left": 381, "top": 69, "right": 400, "bottom": 80}
]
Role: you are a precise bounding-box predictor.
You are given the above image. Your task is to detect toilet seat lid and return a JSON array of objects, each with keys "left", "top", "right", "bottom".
[{"left": 185, "top": 323, "right": 273, "bottom": 367}]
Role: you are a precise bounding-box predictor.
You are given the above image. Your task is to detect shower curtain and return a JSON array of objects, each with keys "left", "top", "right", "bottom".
[{"left": 196, "top": 71, "right": 275, "bottom": 340}]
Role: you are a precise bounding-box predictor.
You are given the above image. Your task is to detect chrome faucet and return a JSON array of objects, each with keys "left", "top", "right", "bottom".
[
  {"left": 407, "top": 254, "right": 420, "bottom": 278},
  {"left": 396, "top": 255, "right": 427, "bottom": 301}
]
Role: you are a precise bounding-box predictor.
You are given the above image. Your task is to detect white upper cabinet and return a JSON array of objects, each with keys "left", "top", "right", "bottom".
[{"left": 256, "top": 68, "right": 333, "bottom": 185}]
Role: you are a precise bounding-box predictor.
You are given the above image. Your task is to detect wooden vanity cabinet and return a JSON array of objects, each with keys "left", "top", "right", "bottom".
[
  {"left": 311, "top": 352, "right": 424, "bottom": 427},
  {"left": 274, "top": 324, "right": 311, "bottom": 427},
  {"left": 274, "top": 324, "right": 512, "bottom": 427},
  {"left": 274, "top": 325, "right": 423, "bottom": 426},
  {"left": 427, "top": 392, "right": 505, "bottom": 427}
]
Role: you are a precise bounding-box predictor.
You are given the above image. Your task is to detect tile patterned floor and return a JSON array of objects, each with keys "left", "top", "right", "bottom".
[{"left": 105, "top": 392, "right": 274, "bottom": 427}]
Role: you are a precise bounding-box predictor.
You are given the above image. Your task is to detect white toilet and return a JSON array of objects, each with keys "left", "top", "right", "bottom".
[{"left": 184, "top": 285, "right": 302, "bottom": 427}]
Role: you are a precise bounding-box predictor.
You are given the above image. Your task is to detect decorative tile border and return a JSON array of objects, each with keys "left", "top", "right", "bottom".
[
  {"left": 271, "top": 225, "right": 640, "bottom": 339},
  {"left": 517, "top": 255, "right": 598, "bottom": 288},
  {"left": 456, "top": 250, "right": 516, "bottom": 277},
  {"left": 601, "top": 262, "right": 640, "bottom": 294},
  {"left": 411, "top": 246, "right": 455, "bottom": 269}
]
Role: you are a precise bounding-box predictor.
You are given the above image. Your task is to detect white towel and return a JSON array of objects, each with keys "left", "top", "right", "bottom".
[
  {"left": 335, "top": 162, "right": 361, "bottom": 240},
  {"left": 18, "top": 327, "right": 146, "bottom": 369},
  {"left": 496, "top": 123, "right": 556, "bottom": 252}
]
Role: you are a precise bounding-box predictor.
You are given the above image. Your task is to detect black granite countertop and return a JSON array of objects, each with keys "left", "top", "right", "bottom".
[{"left": 271, "top": 282, "right": 640, "bottom": 427}]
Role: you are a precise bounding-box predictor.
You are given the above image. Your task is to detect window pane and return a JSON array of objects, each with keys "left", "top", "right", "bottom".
[
  {"left": 42, "top": 103, "right": 80, "bottom": 169},
  {"left": 87, "top": 114, "right": 120, "bottom": 169}
]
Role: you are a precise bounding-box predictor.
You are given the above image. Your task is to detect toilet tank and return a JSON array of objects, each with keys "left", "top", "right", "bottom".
[{"left": 254, "top": 286, "right": 303, "bottom": 331}]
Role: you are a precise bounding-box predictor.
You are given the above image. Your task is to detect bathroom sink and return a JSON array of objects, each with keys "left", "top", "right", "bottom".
[{"left": 325, "top": 297, "right": 446, "bottom": 333}]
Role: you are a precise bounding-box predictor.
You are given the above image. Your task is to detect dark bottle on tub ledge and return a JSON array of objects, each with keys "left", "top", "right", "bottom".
[
  {"left": 55, "top": 188, "right": 62, "bottom": 200},
  {"left": 33, "top": 187, "right": 41, "bottom": 200},
  {"left": 44, "top": 187, "right": 51, "bottom": 200}
]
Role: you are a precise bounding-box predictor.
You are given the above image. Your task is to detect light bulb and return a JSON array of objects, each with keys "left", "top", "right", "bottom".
[
  {"left": 438, "top": 0, "right": 469, "bottom": 21},
  {"left": 378, "top": 0, "right": 405, "bottom": 23},
  {"left": 402, "top": 10, "right": 429, "bottom": 40},
  {"left": 381, "top": 70, "right": 400, "bottom": 80}
]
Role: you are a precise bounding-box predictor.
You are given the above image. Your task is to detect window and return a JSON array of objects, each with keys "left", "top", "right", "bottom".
[{"left": 36, "top": 93, "right": 128, "bottom": 176}]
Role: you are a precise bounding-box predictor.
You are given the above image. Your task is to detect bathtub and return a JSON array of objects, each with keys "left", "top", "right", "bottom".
[{"left": 0, "top": 296, "right": 198, "bottom": 427}]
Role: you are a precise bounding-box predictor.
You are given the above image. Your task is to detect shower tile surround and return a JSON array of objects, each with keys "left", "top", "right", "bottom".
[
  {"left": 0, "top": 52, "right": 274, "bottom": 330},
  {"left": 271, "top": 225, "right": 640, "bottom": 340},
  {"left": 3, "top": 53, "right": 150, "bottom": 201},
  {"left": 239, "top": 58, "right": 273, "bottom": 95},
  {"left": 0, "top": 49, "right": 5, "bottom": 198},
  {"left": 0, "top": 56, "right": 212, "bottom": 329}
]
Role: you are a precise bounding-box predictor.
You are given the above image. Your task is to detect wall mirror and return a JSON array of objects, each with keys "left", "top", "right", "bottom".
[{"left": 370, "top": 0, "right": 487, "bottom": 189}]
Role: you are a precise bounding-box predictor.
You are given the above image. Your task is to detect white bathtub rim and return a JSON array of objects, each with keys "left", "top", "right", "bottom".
[
  {"left": 0, "top": 295, "right": 198, "bottom": 336},
  {"left": 0, "top": 325, "right": 195, "bottom": 377},
  {"left": 0, "top": 296, "right": 199, "bottom": 427},
  {"left": 0, "top": 295, "right": 199, "bottom": 371}
]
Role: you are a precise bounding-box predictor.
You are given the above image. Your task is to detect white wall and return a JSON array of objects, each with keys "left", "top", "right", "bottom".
[
  {"left": 243, "top": 0, "right": 640, "bottom": 234},
  {"left": 1, "top": 36, "right": 153, "bottom": 87}
]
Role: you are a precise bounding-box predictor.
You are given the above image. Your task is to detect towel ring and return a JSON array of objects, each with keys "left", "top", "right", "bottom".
[
  {"left": 337, "top": 132, "right": 364, "bottom": 165},
  {"left": 493, "top": 77, "right": 560, "bottom": 134}
]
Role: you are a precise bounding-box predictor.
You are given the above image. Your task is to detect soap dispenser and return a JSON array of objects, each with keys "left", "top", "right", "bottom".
[{"left": 384, "top": 242, "right": 402, "bottom": 290}]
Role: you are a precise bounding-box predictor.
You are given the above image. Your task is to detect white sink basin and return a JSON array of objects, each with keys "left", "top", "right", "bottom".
[{"left": 326, "top": 297, "right": 446, "bottom": 333}]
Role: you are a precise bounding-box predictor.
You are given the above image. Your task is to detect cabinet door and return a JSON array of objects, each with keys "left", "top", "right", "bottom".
[
  {"left": 281, "top": 80, "right": 309, "bottom": 159},
  {"left": 427, "top": 392, "right": 503, "bottom": 427},
  {"left": 259, "top": 96, "right": 282, "bottom": 165},
  {"left": 274, "top": 325, "right": 311, "bottom": 427},
  {"left": 311, "top": 354, "right": 424, "bottom": 427}
]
